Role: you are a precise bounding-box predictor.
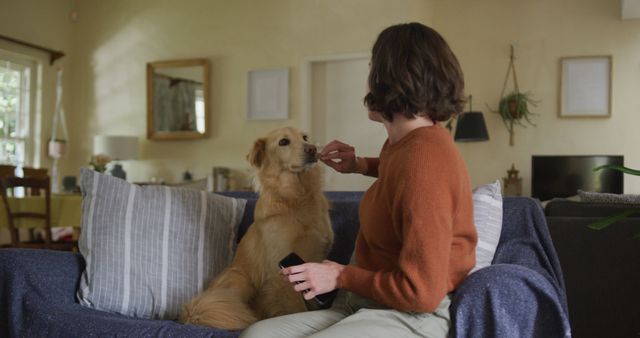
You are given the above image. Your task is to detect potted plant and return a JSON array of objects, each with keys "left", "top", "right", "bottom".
[
  {"left": 497, "top": 91, "right": 538, "bottom": 146},
  {"left": 493, "top": 45, "right": 539, "bottom": 146},
  {"left": 48, "top": 138, "right": 67, "bottom": 159},
  {"left": 499, "top": 91, "right": 537, "bottom": 121}
]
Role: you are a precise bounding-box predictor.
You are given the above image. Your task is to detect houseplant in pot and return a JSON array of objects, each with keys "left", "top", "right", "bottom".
[
  {"left": 493, "top": 45, "right": 538, "bottom": 146},
  {"left": 498, "top": 91, "right": 537, "bottom": 146}
]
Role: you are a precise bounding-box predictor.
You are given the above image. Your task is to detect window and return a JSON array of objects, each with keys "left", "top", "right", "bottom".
[
  {"left": 195, "top": 88, "right": 205, "bottom": 133},
  {"left": 0, "top": 53, "right": 35, "bottom": 167}
]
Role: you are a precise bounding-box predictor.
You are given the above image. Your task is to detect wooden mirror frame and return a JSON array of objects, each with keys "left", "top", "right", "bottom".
[{"left": 146, "top": 58, "right": 210, "bottom": 140}]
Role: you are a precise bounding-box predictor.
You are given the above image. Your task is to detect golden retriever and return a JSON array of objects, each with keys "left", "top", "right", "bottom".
[{"left": 179, "top": 127, "right": 333, "bottom": 330}]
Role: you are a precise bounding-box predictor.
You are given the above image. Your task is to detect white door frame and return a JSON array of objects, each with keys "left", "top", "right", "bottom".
[{"left": 299, "top": 52, "right": 369, "bottom": 134}]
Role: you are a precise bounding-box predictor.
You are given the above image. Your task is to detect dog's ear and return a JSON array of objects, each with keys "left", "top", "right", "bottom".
[{"left": 247, "top": 138, "right": 266, "bottom": 168}]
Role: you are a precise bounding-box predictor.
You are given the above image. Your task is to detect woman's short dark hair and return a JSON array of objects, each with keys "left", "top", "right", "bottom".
[{"left": 364, "top": 22, "right": 466, "bottom": 122}]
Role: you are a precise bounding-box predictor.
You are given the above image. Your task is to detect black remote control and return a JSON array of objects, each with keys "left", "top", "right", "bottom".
[{"left": 279, "top": 252, "right": 337, "bottom": 308}]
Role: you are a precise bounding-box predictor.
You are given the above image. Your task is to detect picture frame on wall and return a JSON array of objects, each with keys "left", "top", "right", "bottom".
[
  {"left": 247, "top": 68, "right": 289, "bottom": 120},
  {"left": 559, "top": 55, "right": 612, "bottom": 118}
]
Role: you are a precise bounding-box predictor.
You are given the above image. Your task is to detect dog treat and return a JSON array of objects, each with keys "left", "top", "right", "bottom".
[{"left": 315, "top": 144, "right": 324, "bottom": 160}]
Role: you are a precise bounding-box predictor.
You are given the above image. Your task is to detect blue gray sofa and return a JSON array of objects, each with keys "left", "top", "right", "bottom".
[{"left": 0, "top": 192, "right": 571, "bottom": 338}]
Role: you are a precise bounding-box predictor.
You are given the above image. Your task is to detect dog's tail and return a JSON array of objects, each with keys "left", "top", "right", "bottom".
[{"left": 179, "top": 268, "right": 258, "bottom": 330}]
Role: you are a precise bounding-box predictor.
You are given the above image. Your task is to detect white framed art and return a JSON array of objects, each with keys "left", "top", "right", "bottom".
[
  {"left": 247, "top": 68, "right": 289, "bottom": 120},
  {"left": 559, "top": 56, "right": 612, "bottom": 118}
]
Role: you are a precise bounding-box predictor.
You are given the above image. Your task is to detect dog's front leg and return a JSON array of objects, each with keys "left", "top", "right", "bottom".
[{"left": 253, "top": 276, "right": 307, "bottom": 319}]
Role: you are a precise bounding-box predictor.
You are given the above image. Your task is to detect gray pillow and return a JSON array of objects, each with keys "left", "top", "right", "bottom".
[
  {"left": 578, "top": 189, "right": 640, "bottom": 205},
  {"left": 76, "top": 169, "right": 246, "bottom": 320},
  {"left": 469, "top": 180, "right": 503, "bottom": 274}
]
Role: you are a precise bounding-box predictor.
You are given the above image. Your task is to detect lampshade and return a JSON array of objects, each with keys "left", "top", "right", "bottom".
[
  {"left": 454, "top": 111, "right": 489, "bottom": 142},
  {"left": 93, "top": 135, "right": 139, "bottom": 160}
]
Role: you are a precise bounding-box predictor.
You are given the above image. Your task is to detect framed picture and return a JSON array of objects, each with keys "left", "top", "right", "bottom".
[
  {"left": 559, "top": 56, "right": 612, "bottom": 117},
  {"left": 247, "top": 68, "right": 289, "bottom": 120}
]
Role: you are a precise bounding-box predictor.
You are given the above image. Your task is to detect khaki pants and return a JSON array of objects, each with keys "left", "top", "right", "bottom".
[{"left": 240, "top": 290, "right": 451, "bottom": 338}]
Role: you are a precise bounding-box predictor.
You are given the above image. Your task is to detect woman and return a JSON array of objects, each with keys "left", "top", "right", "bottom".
[{"left": 241, "top": 22, "right": 477, "bottom": 338}]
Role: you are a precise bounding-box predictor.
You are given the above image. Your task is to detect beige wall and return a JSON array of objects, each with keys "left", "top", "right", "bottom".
[
  {"left": 0, "top": 0, "right": 74, "bottom": 171},
  {"left": 2, "top": 0, "right": 639, "bottom": 195},
  {"left": 64, "top": 0, "right": 434, "bottom": 185},
  {"left": 432, "top": 0, "right": 640, "bottom": 195}
]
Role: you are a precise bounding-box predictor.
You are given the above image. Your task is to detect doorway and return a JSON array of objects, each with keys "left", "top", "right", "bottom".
[{"left": 308, "top": 56, "right": 386, "bottom": 191}]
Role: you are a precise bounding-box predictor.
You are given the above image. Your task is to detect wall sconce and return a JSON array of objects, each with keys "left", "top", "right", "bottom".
[{"left": 454, "top": 95, "right": 489, "bottom": 142}]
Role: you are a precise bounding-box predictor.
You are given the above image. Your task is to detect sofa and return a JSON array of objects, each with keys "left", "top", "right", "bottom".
[
  {"left": 545, "top": 199, "right": 640, "bottom": 338},
  {"left": 0, "top": 192, "right": 571, "bottom": 338}
]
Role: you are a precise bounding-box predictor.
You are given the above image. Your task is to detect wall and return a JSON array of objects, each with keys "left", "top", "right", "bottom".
[
  {"left": 432, "top": 0, "right": 640, "bottom": 195},
  {"left": 64, "top": 0, "right": 434, "bottom": 185},
  {"left": 0, "top": 0, "right": 74, "bottom": 172},
  {"left": 3, "top": 0, "right": 639, "bottom": 195}
]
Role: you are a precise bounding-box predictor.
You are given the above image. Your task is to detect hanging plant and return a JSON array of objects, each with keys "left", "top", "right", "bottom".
[
  {"left": 498, "top": 91, "right": 537, "bottom": 125},
  {"left": 49, "top": 68, "right": 69, "bottom": 159},
  {"left": 48, "top": 138, "right": 67, "bottom": 158},
  {"left": 493, "top": 45, "right": 539, "bottom": 146}
]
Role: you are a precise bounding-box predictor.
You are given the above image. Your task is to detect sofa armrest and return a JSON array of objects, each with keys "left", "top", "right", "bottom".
[
  {"left": 0, "top": 249, "right": 84, "bottom": 337},
  {"left": 0, "top": 249, "right": 84, "bottom": 303},
  {"left": 449, "top": 264, "right": 571, "bottom": 338},
  {"left": 0, "top": 249, "right": 237, "bottom": 338}
]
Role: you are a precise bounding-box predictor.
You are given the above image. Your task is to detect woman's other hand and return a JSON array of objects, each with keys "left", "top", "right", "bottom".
[
  {"left": 319, "top": 140, "right": 367, "bottom": 174},
  {"left": 281, "top": 260, "right": 345, "bottom": 301}
]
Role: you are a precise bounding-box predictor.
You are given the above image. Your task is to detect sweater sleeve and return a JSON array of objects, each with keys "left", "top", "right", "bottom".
[
  {"left": 338, "top": 154, "right": 456, "bottom": 312},
  {"left": 363, "top": 157, "right": 379, "bottom": 177}
]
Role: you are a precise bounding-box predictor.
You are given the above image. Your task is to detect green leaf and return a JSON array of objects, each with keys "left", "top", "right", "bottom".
[
  {"left": 593, "top": 164, "right": 640, "bottom": 176},
  {"left": 587, "top": 208, "right": 640, "bottom": 230},
  {"left": 632, "top": 232, "right": 640, "bottom": 240}
]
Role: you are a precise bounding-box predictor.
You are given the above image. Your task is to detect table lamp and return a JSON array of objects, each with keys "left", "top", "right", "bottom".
[{"left": 93, "top": 135, "right": 139, "bottom": 180}]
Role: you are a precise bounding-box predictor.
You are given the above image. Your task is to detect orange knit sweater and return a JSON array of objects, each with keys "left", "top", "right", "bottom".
[{"left": 337, "top": 124, "right": 477, "bottom": 313}]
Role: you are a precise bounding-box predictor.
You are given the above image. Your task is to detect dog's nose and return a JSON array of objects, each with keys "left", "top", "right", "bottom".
[{"left": 304, "top": 144, "right": 317, "bottom": 156}]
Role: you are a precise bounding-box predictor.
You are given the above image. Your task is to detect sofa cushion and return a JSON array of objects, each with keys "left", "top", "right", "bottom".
[
  {"left": 578, "top": 190, "right": 640, "bottom": 205},
  {"left": 76, "top": 169, "right": 246, "bottom": 320},
  {"left": 469, "top": 180, "right": 503, "bottom": 274}
]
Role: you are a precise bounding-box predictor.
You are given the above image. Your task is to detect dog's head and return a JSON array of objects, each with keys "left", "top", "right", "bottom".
[{"left": 247, "top": 127, "right": 318, "bottom": 172}]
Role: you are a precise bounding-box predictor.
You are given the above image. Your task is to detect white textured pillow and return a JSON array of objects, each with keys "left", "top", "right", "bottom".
[
  {"left": 469, "top": 180, "right": 503, "bottom": 274},
  {"left": 76, "top": 169, "right": 246, "bottom": 319}
]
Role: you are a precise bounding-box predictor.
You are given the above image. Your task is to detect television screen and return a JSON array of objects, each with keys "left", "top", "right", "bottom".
[{"left": 531, "top": 155, "right": 624, "bottom": 201}]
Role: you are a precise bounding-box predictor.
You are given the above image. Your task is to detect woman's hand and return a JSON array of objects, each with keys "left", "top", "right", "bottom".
[
  {"left": 319, "top": 140, "right": 367, "bottom": 174},
  {"left": 281, "top": 260, "right": 345, "bottom": 301}
]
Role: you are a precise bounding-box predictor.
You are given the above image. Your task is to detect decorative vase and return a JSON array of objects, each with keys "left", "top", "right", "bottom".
[{"left": 110, "top": 164, "right": 126, "bottom": 180}]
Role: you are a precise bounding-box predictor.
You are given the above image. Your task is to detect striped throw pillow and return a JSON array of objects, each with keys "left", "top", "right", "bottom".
[
  {"left": 469, "top": 180, "right": 503, "bottom": 274},
  {"left": 76, "top": 169, "right": 246, "bottom": 319}
]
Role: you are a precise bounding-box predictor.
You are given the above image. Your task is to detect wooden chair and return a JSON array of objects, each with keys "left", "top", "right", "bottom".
[
  {"left": 0, "top": 176, "right": 77, "bottom": 251},
  {"left": 0, "top": 165, "right": 16, "bottom": 178},
  {"left": 23, "top": 167, "right": 48, "bottom": 177},
  {"left": 21, "top": 167, "right": 48, "bottom": 196}
]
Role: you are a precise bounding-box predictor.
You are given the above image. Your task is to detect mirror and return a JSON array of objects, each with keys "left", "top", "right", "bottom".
[{"left": 146, "top": 58, "right": 210, "bottom": 140}]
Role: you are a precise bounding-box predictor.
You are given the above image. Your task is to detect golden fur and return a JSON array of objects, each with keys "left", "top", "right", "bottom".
[{"left": 179, "top": 127, "right": 333, "bottom": 330}]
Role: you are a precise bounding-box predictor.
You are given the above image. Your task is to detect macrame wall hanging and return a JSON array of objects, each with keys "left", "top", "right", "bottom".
[
  {"left": 496, "top": 44, "right": 537, "bottom": 146},
  {"left": 48, "top": 67, "right": 69, "bottom": 193}
]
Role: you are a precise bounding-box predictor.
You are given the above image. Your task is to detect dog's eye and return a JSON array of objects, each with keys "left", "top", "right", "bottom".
[
  {"left": 278, "top": 138, "right": 290, "bottom": 146},
  {"left": 303, "top": 135, "right": 308, "bottom": 142}
]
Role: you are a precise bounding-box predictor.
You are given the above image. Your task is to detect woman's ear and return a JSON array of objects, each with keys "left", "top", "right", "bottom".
[{"left": 247, "top": 138, "right": 266, "bottom": 168}]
